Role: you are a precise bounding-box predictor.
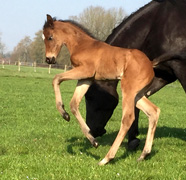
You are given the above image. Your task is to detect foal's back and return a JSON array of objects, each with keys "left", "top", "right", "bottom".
[{"left": 92, "top": 42, "right": 154, "bottom": 82}]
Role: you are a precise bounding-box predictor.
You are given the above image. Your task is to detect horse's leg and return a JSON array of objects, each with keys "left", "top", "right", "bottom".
[
  {"left": 99, "top": 84, "right": 137, "bottom": 165},
  {"left": 136, "top": 96, "right": 160, "bottom": 161},
  {"left": 52, "top": 67, "right": 94, "bottom": 121},
  {"left": 169, "top": 60, "right": 186, "bottom": 93},
  {"left": 128, "top": 76, "right": 169, "bottom": 150},
  {"left": 99, "top": 94, "right": 160, "bottom": 165},
  {"left": 85, "top": 81, "right": 118, "bottom": 137},
  {"left": 127, "top": 107, "right": 140, "bottom": 150},
  {"left": 70, "top": 80, "right": 98, "bottom": 147}
]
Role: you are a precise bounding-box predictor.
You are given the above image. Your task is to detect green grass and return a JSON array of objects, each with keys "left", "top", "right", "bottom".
[{"left": 1, "top": 65, "right": 186, "bottom": 180}]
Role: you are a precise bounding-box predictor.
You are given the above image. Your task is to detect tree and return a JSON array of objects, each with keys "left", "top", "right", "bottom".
[
  {"left": 0, "top": 33, "right": 6, "bottom": 58},
  {"left": 11, "top": 36, "right": 32, "bottom": 63},
  {"left": 30, "top": 30, "right": 45, "bottom": 63},
  {"left": 70, "top": 6, "right": 126, "bottom": 41}
]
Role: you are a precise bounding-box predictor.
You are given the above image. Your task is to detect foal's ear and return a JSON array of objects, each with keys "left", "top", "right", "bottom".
[{"left": 46, "top": 14, "right": 54, "bottom": 28}]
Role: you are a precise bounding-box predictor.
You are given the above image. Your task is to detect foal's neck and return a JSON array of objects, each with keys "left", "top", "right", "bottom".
[{"left": 61, "top": 22, "right": 97, "bottom": 56}]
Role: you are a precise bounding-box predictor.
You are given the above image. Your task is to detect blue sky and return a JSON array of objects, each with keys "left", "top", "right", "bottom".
[{"left": 1, "top": 0, "right": 151, "bottom": 52}]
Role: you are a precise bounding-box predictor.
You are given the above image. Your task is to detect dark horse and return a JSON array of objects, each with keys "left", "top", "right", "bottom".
[{"left": 85, "top": 0, "right": 186, "bottom": 149}]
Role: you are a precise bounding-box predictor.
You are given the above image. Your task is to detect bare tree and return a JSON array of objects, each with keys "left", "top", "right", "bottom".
[
  {"left": 0, "top": 33, "right": 6, "bottom": 58},
  {"left": 11, "top": 36, "right": 32, "bottom": 63},
  {"left": 30, "top": 30, "right": 45, "bottom": 63},
  {"left": 70, "top": 6, "right": 126, "bottom": 41}
]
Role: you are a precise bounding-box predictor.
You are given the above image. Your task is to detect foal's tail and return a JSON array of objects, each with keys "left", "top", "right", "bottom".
[{"left": 152, "top": 52, "right": 186, "bottom": 68}]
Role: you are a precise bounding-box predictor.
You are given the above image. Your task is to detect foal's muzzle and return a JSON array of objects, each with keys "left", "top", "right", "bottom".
[{"left": 46, "top": 57, "right": 56, "bottom": 64}]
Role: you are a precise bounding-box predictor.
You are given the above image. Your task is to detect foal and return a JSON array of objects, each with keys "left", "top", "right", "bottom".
[{"left": 43, "top": 14, "right": 160, "bottom": 165}]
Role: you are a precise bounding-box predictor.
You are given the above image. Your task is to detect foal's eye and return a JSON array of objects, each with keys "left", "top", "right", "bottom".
[{"left": 48, "top": 36, "right": 53, "bottom": 41}]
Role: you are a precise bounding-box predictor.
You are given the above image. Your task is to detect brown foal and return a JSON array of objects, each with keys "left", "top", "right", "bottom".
[{"left": 43, "top": 14, "right": 160, "bottom": 165}]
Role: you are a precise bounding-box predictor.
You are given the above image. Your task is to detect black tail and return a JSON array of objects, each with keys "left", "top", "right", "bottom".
[{"left": 152, "top": 52, "right": 186, "bottom": 68}]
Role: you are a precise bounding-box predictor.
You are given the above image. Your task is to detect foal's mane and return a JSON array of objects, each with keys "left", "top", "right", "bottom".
[{"left": 43, "top": 17, "right": 95, "bottom": 39}]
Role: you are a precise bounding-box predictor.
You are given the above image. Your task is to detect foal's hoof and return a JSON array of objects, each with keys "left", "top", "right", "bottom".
[
  {"left": 137, "top": 151, "right": 150, "bottom": 161},
  {"left": 137, "top": 156, "right": 145, "bottom": 162},
  {"left": 98, "top": 158, "right": 108, "bottom": 166},
  {"left": 98, "top": 157, "right": 113, "bottom": 166},
  {"left": 62, "top": 112, "right": 70, "bottom": 122},
  {"left": 128, "top": 138, "right": 140, "bottom": 151},
  {"left": 92, "top": 140, "right": 99, "bottom": 148}
]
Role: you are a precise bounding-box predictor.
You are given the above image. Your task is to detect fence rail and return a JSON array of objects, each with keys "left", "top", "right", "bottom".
[{"left": 0, "top": 59, "right": 71, "bottom": 73}]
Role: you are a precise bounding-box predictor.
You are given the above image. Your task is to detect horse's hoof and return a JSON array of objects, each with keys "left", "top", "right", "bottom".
[
  {"left": 137, "top": 151, "right": 150, "bottom": 161},
  {"left": 62, "top": 112, "right": 70, "bottom": 121},
  {"left": 98, "top": 158, "right": 108, "bottom": 166},
  {"left": 92, "top": 140, "right": 99, "bottom": 148},
  {"left": 128, "top": 138, "right": 140, "bottom": 151},
  {"left": 137, "top": 156, "right": 144, "bottom": 162}
]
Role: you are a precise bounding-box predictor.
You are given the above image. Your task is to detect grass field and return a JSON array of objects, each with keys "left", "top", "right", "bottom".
[{"left": 1, "top": 65, "right": 186, "bottom": 180}]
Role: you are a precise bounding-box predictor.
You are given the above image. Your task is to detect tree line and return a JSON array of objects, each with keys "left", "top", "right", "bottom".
[
  {"left": 0, "top": 32, "right": 6, "bottom": 59},
  {"left": 1, "top": 6, "right": 126, "bottom": 68}
]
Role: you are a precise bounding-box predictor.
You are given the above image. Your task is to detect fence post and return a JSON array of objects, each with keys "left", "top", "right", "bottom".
[
  {"left": 2, "top": 60, "right": 4, "bottom": 69},
  {"left": 18, "top": 60, "right": 21, "bottom": 72},
  {"left": 34, "top": 61, "right": 37, "bottom": 72},
  {"left": 64, "top": 65, "right": 67, "bottom": 72},
  {"left": 48, "top": 64, "right": 51, "bottom": 74}
]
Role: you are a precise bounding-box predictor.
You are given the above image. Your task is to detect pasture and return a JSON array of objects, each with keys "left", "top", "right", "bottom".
[{"left": 0, "top": 65, "right": 186, "bottom": 180}]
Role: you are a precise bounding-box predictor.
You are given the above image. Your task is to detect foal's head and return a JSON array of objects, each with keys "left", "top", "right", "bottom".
[
  {"left": 43, "top": 14, "right": 95, "bottom": 64},
  {"left": 43, "top": 14, "right": 65, "bottom": 64}
]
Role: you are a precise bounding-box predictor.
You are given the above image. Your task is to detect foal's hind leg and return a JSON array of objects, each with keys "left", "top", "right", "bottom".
[
  {"left": 128, "top": 77, "right": 167, "bottom": 150},
  {"left": 136, "top": 96, "right": 160, "bottom": 161},
  {"left": 70, "top": 80, "right": 98, "bottom": 147}
]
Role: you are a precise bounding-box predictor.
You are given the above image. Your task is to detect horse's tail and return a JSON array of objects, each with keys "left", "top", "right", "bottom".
[{"left": 152, "top": 52, "right": 186, "bottom": 68}]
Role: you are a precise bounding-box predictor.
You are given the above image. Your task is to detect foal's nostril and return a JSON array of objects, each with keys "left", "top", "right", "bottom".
[
  {"left": 51, "top": 57, "right": 56, "bottom": 64},
  {"left": 45, "top": 57, "right": 51, "bottom": 64},
  {"left": 45, "top": 57, "right": 56, "bottom": 64}
]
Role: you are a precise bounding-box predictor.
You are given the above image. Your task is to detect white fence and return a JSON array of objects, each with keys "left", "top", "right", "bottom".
[{"left": 0, "top": 59, "right": 71, "bottom": 74}]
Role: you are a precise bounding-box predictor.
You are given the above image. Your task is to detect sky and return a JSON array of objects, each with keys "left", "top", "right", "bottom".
[{"left": 0, "top": 0, "right": 151, "bottom": 53}]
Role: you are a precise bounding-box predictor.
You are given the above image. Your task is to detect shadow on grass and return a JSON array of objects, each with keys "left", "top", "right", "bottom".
[
  {"left": 65, "top": 125, "right": 186, "bottom": 162},
  {"left": 66, "top": 137, "right": 101, "bottom": 160},
  {"left": 140, "top": 125, "right": 186, "bottom": 141}
]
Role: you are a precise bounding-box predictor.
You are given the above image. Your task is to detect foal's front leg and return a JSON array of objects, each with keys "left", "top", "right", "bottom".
[
  {"left": 70, "top": 80, "right": 98, "bottom": 147},
  {"left": 52, "top": 67, "right": 94, "bottom": 121},
  {"left": 53, "top": 77, "right": 70, "bottom": 121},
  {"left": 52, "top": 67, "right": 98, "bottom": 146}
]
